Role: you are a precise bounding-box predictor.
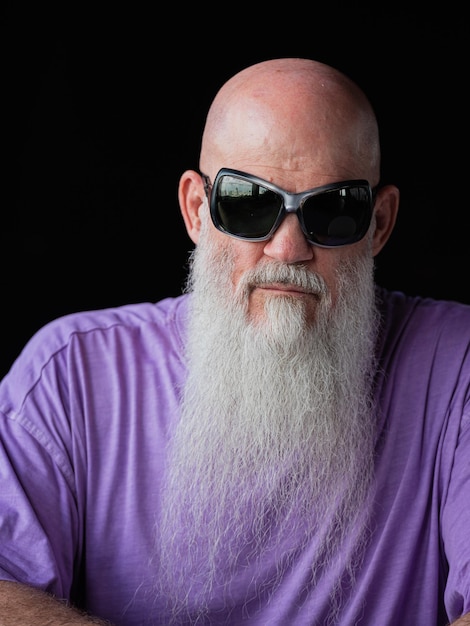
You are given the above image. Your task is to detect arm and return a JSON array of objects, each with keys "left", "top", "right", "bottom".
[
  {"left": 450, "top": 616, "right": 470, "bottom": 626},
  {"left": 0, "top": 581, "right": 112, "bottom": 625}
]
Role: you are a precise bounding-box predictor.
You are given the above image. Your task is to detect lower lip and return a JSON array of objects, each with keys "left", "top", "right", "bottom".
[{"left": 256, "top": 285, "right": 310, "bottom": 297}]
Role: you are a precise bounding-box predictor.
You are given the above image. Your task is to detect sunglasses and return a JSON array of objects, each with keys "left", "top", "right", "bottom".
[{"left": 202, "top": 168, "right": 377, "bottom": 248}]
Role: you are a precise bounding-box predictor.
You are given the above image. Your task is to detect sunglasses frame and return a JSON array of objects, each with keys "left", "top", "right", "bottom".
[{"left": 202, "top": 168, "right": 377, "bottom": 248}]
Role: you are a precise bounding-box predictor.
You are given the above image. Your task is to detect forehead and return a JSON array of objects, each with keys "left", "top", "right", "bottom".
[{"left": 203, "top": 81, "right": 379, "bottom": 188}]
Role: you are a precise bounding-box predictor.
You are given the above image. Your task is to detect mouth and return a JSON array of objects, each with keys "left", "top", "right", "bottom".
[{"left": 254, "top": 283, "right": 320, "bottom": 298}]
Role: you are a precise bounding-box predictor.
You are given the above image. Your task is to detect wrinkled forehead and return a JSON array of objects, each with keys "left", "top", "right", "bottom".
[
  {"left": 206, "top": 108, "right": 373, "bottom": 186},
  {"left": 201, "top": 68, "right": 380, "bottom": 184}
]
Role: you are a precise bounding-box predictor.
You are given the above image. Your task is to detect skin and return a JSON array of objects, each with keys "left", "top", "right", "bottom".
[
  {"left": 1, "top": 58, "right": 468, "bottom": 625},
  {"left": 179, "top": 57, "right": 399, "bottom": 327}
]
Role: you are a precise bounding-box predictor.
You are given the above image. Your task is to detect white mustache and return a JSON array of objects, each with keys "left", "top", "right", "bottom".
[{"left": 239, "top": 263, "right": 328, "bottom": 295}]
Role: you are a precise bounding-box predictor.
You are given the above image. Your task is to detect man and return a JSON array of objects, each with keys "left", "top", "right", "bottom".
[{"left": 0, "top": 57, "right": 469, "bottom": 625}]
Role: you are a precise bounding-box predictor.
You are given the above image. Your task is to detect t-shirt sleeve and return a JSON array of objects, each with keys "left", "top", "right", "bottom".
[
  {"left": 0, "top": 347, "right": 82, "bottom": 598},
  {"left": 442, "top": 391, "right": 470, "bottom": 620},
  {"left": 0, "top": 409, "right": 79, "bottom": 597},
  {"left": 0, "top": 312, "right": 92, "bottom": 599}
]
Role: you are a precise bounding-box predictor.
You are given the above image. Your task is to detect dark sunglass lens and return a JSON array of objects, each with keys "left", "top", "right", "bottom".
[
  {"left": 215, "top": 175, "right": 282, "bottom": 238},
  {"left": 302, "top": 186, "right": 371, "bottom": 245}
]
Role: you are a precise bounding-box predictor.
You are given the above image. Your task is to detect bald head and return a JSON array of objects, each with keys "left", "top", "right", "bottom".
[{"left": 200, "top": 58, "right": 381, "bottom": 188}]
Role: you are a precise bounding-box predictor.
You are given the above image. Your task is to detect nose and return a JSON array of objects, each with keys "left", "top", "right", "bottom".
[{"left": 262, "top": 213, "right": 314, "bottom": 263}]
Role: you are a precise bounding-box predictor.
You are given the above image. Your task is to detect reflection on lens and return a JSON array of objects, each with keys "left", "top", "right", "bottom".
[
  {"left": 210, "top": 170, "right": 373, "bottom": 247},
  {"left": 217, "top": 176, "right": 282, "bottom": 237}
]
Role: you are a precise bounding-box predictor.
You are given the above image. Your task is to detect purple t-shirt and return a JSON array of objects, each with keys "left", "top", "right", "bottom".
[{"left": 0, "top": 289, "right": 469, "bottom": 625}]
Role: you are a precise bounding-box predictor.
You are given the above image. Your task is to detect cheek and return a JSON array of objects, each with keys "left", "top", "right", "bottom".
[
  {"left": 308, "top": 248, "right": 356, "bottom": 304},
  {"left": 225, "top": 239, "right": 267, "bottom": 287},
  {"left": 320, "top": 243, "right": 373, "bottom": 306}
]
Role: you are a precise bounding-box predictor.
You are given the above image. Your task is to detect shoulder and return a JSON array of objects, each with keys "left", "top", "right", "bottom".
[
  {"left": 376, "top": 288, "right": 470, "bottom": 414},
  {"left": 35, "top": 294, "right": 190, "bottom": 344},
  {"left": 20, "top": 295, "right": 189, "bottom": 356},
  {"left": 377, "top": 286, "right": 470, "bottom": 343},
  {"left": 0, "top": 295, "right": 191, "bottom": 409}
]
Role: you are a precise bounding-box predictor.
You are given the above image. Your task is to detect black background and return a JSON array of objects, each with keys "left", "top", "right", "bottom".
[{"left": 2, "top": 3, "right": 468, "bottom": 379}]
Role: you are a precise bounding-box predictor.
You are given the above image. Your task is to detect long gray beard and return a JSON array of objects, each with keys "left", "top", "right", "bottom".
[{"left": 154, "top": 223, "right": 380, "bottom": 622}]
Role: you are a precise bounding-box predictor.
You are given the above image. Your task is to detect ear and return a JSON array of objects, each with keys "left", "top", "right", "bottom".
[
  {"left": 178, "top": 170, "right": 206, "bottom": 244},
  {"left": 371, "top": 184, "right": 400, "bottom": 257}
]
